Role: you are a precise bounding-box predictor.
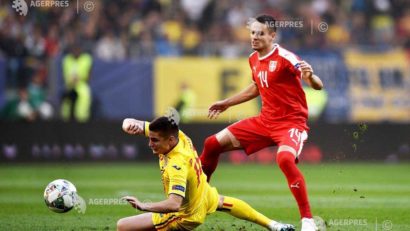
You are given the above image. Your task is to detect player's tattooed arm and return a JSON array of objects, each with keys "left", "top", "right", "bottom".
[{"left": 299, "top": 61, "right": 323, "bottom": 90}]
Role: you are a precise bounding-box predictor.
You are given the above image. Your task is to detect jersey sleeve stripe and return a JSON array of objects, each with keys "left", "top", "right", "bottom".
[
  {"left": 278, "top": 47, "right": 301, "bottom": 66},
  {"left": 144, "top": 121, "right": 150, "bottom": 137}
]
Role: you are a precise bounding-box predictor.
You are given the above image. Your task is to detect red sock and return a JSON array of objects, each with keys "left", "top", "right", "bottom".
[
  {"left": 200, "top": 135, "right": 224, "bottom": 182},
  {"left": 277, "top": 151, "right": 312, "bottom": 219}
]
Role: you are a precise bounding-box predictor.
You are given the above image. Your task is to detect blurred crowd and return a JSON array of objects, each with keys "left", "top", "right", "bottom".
[
  {"left": 1, "top": 0, "right": 409, "bottom": 59},
  {"left": 0, "top": 0, "right": 409, "bottom": 121}
]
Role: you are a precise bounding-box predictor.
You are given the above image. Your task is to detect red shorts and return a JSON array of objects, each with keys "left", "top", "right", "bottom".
[{"left": 227, "top": 116, "right": 308, "bottom": 156}]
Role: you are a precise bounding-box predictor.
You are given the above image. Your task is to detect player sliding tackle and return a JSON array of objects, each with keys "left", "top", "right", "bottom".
[
  {"left": 117, "top": 116, "right": 296, "bottom": 231},
  {"left": 200, "top": 15, "right": 324, "bottom": 231}
]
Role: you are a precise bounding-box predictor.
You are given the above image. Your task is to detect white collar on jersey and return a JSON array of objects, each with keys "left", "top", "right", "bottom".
[{"left": 258, "top": 43, "right": 279, "bottom": 60}]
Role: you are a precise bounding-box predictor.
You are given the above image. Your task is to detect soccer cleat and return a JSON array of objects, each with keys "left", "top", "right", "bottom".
[
  {"left": 301, "top": 218, "right": 318, "bottom": 231},
  {"left": 269, "top": 222, "right": 296, "bottom": 231}
]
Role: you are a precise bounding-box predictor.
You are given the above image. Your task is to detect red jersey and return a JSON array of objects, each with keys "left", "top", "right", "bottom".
[{"left": 249, "top": 44, "right": 308, "bottom": 130}]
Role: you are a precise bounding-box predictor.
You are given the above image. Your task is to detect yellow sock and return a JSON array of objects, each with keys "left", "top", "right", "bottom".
[{"left": 219, "top": 196, "right": 272, "bottom": 228}]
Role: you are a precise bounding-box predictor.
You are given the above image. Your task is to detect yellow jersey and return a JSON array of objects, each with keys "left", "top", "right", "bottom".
[{"left": 144, "top": 122, "right": 218, "bottom": 221}]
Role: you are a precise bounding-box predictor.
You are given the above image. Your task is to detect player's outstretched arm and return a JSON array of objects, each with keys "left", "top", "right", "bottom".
[
  {"left": 299, "top": 61, "right": 324, "bottom": 90},
  {"left": 208, "top": 83, "right": 259, "bottom": 119},
  {"left": 122, "top": 118, "right": 145, "bottom": 135},
  {"left": 122, "top": 194, "right": 183, "bottom": 213}
]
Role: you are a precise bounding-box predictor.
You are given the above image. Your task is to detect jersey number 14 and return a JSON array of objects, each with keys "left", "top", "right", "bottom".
[{"left": 258, "top": 71, "right": 269, "bottom": 88}]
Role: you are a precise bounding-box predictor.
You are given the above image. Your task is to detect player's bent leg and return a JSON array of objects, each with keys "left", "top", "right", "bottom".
[
  {"left": 200, "top": 129, "right": 241, "bottom": 182},
  {"left": 117, "top": 212, "right": 156, "bottom": 231},
  {"left": 276, "top": 149, "right": 312, "bottom": 219},
  {"left": 217, "top": 195, "right": 295, "bottom": 231},
  {"left": 217, "top": 195, "right": 270, "bottom": 228}
]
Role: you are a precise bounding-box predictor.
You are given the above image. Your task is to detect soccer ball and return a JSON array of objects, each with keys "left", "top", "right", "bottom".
[{"left": 44, "top": 179, "right": 77, "bottom": 213}]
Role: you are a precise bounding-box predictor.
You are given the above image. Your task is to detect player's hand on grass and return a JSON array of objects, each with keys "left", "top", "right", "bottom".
[
  {"left": 298, "top": 60, "right": 313, "bottom": 78},
  {"left": 122, "top": 118, "right": 144, "bottom": 135},
  {"left": 122, "top": 196, "right": 144, "bottom": 211},
  {"left": 208, "top": 100, "right": 229, "bottom": 119}
]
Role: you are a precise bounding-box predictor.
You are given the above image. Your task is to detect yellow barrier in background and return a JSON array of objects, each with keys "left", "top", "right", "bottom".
[
  {"left": 345, "top": 50, "right": 410, "bottom": 122},
  {"left": 155, "top": 53, "right": 410, "bottom": 123},
  {"left": 155, "top": 58, "right": 259, "bottom": 122}
]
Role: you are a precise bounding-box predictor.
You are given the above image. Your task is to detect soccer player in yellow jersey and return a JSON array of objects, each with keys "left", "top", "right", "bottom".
[{"left": 117, "top": 116, "right": 295, "bottom": 231}]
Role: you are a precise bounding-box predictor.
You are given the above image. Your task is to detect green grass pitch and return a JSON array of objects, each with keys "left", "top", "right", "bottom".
[{"left": 0, "top": 163, "right": 409, "bottom": 230}]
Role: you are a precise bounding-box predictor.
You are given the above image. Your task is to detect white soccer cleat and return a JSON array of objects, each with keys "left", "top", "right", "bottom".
[
  {"left": 269, "top": 222, "right": 296, "bottom": 231},
  {"left": 301, "top": 218, "right": 318, "bottom": 231}
]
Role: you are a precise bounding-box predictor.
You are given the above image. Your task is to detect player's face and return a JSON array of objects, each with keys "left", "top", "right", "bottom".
[
  {"left": 148, "top": 131, "right": 176, "bottom": 154},
  {"left": 250, "top": 21, "right": 275, "bottom": 51}
]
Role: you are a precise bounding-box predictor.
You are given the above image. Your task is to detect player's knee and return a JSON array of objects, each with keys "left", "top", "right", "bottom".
[
  {"left": 277, "top": 151, "right": 296, "bottom": 169},
  {"left": 116, "top": 218, "right": 127, "bottom": 231},
  {"left": 204, "top": 135, "right": 215, "bottom": 146},
  {"left": 203, "top": 135, "right": 223, "bottom": 154}
]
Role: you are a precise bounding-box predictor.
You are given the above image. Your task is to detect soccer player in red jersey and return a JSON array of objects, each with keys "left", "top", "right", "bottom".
[{"left": 200, "top": 15, "right": 323, "bottom": 231}]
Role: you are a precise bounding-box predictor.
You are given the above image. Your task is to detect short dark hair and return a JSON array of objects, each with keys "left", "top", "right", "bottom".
[
  {"left": 149, "top": 116, "right": 179, "bottom": 138},
  {"left": 256, "top": 14, "right": 277, "bottom": 32}
]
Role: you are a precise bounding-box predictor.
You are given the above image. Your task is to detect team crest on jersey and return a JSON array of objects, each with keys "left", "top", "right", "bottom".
[{"left": 269, "top": 61, "right": 277, "bottom": 72}]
